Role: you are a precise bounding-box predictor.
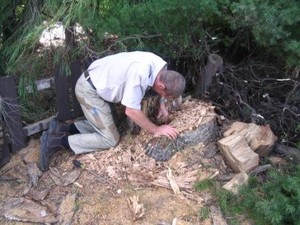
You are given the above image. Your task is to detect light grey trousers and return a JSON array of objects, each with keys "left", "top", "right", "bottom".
[{"left": 68, "top": 73, "right": 120, "bottom": 154}]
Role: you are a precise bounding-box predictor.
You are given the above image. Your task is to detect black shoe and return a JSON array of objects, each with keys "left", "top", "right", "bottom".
[
  {"left": 48, "top": 117, "right": 70, "bottom": 134},
  {"left": 39, "top": 131, "right": 65, "bottom": 172}
]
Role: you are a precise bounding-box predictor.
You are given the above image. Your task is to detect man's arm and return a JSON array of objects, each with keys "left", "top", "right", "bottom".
[
  {"left": 125, "top": 107, "right": 178, "bottom": 139},
  {"left": 157, "top": 97, "right": 169, "bottom": 122}
]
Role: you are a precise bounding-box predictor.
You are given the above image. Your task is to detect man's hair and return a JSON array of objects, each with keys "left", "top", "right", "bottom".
[{"left": 159, "top": 70, "right": 186, "bottom": 97}]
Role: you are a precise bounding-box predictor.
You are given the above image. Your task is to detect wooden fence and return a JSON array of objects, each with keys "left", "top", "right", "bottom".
[{"left": 0, "top": 60, "right": 85, "bottom": 167}]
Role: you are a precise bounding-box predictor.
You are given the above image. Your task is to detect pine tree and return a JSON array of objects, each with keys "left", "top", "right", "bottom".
[{"left": 1, "top": 0, "right": 299, "bottom": 87}]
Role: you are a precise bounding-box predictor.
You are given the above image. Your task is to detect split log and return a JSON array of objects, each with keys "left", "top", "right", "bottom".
[
  {"left": 218, "top": 121, "right": 277, "bottom": 173},
  {"left": 223, "top": 122, "right": 277, "bottom": 157},
  {"left": 218, "top": 135, "right": 259, "bottom": 173}
]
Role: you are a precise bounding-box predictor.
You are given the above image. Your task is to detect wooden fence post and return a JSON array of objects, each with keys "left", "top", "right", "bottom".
[
  {"left": 0, "top": 121, "right": 11, "bottom": 167},
  {"left": 54, "top": 61, "right": 84, "bottom": 121},
  {"left": 70, "top": 60, "right": 84, "bottom": 118},
  {"left": 0, "top": 76, "right": 26, "bottom": 153},
  {"left": 54, "top": 65, "right": 72, "bottom": 121}
]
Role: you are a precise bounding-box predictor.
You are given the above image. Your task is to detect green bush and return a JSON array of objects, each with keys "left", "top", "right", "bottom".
[
  {"left": 0, "top": 0, "right": 299, "bottom": 125},
  {"left": 1, "top": 0, "right": 299, "bottom": 90},
  {"left": 225, "top": 0, "right": 300, "bottom": 68},
  {"left": 216, "top": 166, "right": 300, "bottom": 225}
]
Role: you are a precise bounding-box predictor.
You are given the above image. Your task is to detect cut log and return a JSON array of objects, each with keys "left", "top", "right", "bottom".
[
  {"left": 218, "top": 135, "right": 259, "bottom": 173},
  {"left": 143, "top": 100, "right": 219, "bottom": 161},
  {"left": 223, "top": 122, "right": 277, "bottom": 157},
  {"left": 219, "top": 121, "right": 277, "bottom": 173}
]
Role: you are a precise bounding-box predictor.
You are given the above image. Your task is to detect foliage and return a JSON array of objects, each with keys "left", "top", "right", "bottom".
[
  {"left": 205, "top": 166, "right": 300, "bottom": 225},
  {"left": 0, "top": 0, "right": 299, "bottom": 128},
  {"left": 20, "top": 89, "right": 57, "bottom": 123},
  {"left": 1, "top": 0, "right": 299, "bottom": 84},
  {"left": 194, "top": 178, "right": 215, "bottom": 191},
  {"left": 199, "top": 206, "right": 210, "bottom": 221},
  {"left": 225, "top": 0, "right": 300, "bottom": 68}
]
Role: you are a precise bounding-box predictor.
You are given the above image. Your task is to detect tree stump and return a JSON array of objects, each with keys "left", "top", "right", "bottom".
[
  {"left": 196, "top": 53, "right": 223, "bottom": 97},
  {"left": 143, "top": 99, "right": 219, "bottom": 161}
]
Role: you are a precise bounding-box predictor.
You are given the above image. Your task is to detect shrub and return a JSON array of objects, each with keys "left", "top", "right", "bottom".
[{"left": 216, "top": 166, "right": 300, "bottom": 225}]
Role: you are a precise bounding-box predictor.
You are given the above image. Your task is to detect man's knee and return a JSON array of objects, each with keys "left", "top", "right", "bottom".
[{"left": 107, "top": 133, "right": 120, "bottom": 147}]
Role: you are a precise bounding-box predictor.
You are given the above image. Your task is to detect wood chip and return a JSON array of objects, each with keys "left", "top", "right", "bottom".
[
  {"left": 31, "top": 188, "right": 51, "bottom": 201},
  {"left": 152, "top": 169, "right": 198, "bottom": 191},
  {"left": 26, "top": 162, "right": 42, "bottom": 187},
  {"left": 58, "top": 193, "right": 77, "bottom": 225},
  {"left": 49, "top": 168, "right": 80, "bottom": 186},
  {"left": 1, "top": 197, "right": 57, "bottom": 224},
  {"left": 167, "top": 168, "right": 181, "bottom": 195}
]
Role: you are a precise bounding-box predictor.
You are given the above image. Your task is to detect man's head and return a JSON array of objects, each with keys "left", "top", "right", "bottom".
[{"left": 153, "top": 70, "right": 186, "bottom": 98}]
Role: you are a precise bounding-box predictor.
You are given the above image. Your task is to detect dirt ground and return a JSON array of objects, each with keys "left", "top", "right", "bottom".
[{"left": 0, "top": 100, "right": 235, "bottom": 225}]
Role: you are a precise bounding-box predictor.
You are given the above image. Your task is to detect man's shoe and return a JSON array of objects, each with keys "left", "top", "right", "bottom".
[
  {"left": 48, "top": 117, "right": 70, "bottom": 134},
  {"left": 39, "top": 131, "right": 66, "bottom": 172}
]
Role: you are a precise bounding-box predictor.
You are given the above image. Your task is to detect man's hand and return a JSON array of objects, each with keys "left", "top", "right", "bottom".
[
  {"left": 125, "top": 107, "right": 178, "bottom": 139},
  {"left": 154, "top": 124, "right": 178, "bottom": 140}
]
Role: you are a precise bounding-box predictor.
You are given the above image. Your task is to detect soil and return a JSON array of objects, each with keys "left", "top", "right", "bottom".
[{"left": 0, "top": 100, "right": 243, "bottom": 225}]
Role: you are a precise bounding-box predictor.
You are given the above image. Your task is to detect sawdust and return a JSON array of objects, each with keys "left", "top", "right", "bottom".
[{"left": 0, "top": 99, "right": 228, "bottom": 225}]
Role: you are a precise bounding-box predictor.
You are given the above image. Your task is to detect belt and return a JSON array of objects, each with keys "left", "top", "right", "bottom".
[{"left": 84, "top": 71, "right": 96, "bottom": 90}]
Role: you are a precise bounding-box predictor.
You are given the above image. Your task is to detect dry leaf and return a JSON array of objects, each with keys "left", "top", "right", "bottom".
[
  {"left": 62, "top": 170, "right": 81, "bottom": 186},
  {"left": 127, "top": 195, "right": 145, "bottom": 221},
  {"left": 26, "top": 162, "right": 42, "bottom": 187},
  {"left": 58, "top": 193, "right": 77, "bottom": 225},
  {"left": 49, "top": 168, "right": 63, "bottom": 186},
  {"left": 49, "top": 168, "right": 80, "bottom": 186},
  {"left": 106, "top": 166, "right": 118, "bottom": 179}
]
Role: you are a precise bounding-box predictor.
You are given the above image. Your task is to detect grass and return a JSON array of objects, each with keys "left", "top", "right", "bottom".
[
  {"left": 199, "top": 206, "right": 210, "bottom": 221},
  {"left": 194, "top": 178, "right": 215, "bottom": 191},
  {"left": 195, "top": 165, "right": 300, "bottom": 225}
]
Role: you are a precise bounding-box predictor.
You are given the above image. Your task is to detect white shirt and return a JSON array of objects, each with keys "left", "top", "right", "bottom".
[{"left": 88, "top": 51, "right": 167, "bottom": 110}]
